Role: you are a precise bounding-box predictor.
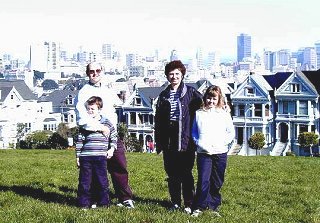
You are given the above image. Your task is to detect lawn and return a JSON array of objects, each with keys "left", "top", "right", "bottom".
[{"left": 0, "top": 150, "right": 319, "bottom": 223}]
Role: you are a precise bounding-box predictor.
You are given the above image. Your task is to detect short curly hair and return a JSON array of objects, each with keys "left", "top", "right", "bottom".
[{"left": 165, "top": 60, "right": 186, "bottom": 76}]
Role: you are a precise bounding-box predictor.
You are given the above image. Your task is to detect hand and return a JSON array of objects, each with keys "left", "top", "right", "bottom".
[
  {"left": 107, "top": 148, "right": 115, "bottom": 159},
  {"left": 76, "top": 158, "right": 80, "bottom": 168}
]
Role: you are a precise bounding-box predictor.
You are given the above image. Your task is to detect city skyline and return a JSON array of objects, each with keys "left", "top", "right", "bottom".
[{"left": 1, "top": 0, "right": 319, "bottom": 61}]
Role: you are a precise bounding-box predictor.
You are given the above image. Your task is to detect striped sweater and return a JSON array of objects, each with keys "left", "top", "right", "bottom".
[{"left": 76, "top": 116, "right": 117, "bottom": 158}]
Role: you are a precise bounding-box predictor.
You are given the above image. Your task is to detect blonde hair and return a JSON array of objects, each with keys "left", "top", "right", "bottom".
[{"left": 203, "top": 85, "right": 225, "bottom": 108}]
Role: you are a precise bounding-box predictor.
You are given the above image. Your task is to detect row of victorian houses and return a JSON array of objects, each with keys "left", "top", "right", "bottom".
[{"left": 1, "top": 69, "right": 320, "bottom": 156}]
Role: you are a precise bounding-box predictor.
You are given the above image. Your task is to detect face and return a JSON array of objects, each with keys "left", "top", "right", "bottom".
[
  {"left": 167, "top": 68, "right": 183, "bottom": 87},
  {"left": 86, "top": 104, "right": 100, "bottom": 118},
  {"left": 205, "top": 95, "right": 219, "bottom": 109},
  {"left": 87, "top": 63, "right": 102, "bottom": 84}
]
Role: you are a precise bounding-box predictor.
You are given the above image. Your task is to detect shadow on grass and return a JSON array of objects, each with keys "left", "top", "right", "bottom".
[
  {"left": 0, "top": 185, "right": 172, "bottom": 209},
  {"left": 0, "top": 185, "right": 77, "bottom": 206}
]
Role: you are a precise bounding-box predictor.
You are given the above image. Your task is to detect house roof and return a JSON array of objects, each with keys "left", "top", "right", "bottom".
[
  {"left": 39, "top": 89, "right": 79, "bottom": 107},
  {"left": 137, "top": 87, "right": 163, "bottom": 107},
  {"left": 0, "top": 80, "right": 37, "bottom": 102},
  {"left": 302, "top": 70, "right": 320, "bottom": 93},
  {"left": 263, "top": 72, "right": 292, "bottom": 89}
]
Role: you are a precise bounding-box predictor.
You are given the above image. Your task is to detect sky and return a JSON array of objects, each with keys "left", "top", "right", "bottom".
[{"left": 1, "top": 0, "right": 319, "bottom": 61}]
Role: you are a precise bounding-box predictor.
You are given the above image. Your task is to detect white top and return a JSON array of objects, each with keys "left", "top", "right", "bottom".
[
  {"left": 192, "top": 107, "right": 235, "bottom": 155},
  {"left": 75, "top": 79, "right": 118, "bottom": 131}
]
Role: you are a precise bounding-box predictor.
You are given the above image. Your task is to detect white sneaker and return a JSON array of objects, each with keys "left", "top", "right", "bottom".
[
  {"left": 123, "top": 199, "right": 135, "bottom": 208},
  {"left": 184, "top": 207, "right": 192, "bottom": 215},
  {"left": 191, "top": 209, "right": 202, "bottom": 217},
  {"left": 169, "top": 204, "right": 180, "bottom": 211},
  {"left": 91, "top": 204, "right": 97, "bottom": 209}
]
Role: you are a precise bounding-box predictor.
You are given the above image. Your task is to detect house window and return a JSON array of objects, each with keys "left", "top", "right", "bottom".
[
  {"left": 283, "top": 101, "right": 295, "bottom": 114},
  {"left": 11, "top": 95, "right": 14, "bottom": 99},
  {"left": 70, "top": 115, "right": 74, "bottom": 123},
  {"left": 247, "top": 87, "right": 254, "bottom": 95},
  {"left": 254, "top": 104, "right": 262, "bottom": 117},
  {"left": 265, "top": 104, "right": 270, "bottom": 117},
  {"left": 44, "top": 124, "right": 47, "bottom": 131},
  {"left": 135, "top": 97, "right": 142, "bottom": 106},
  {"left": 290, "top": 83, "right": 300, "bottom": 93},
  {"left": 299, "top": 125, "right": 308, "bottom": 133},
  {"left": 138, "top": 114, "right": 143, "bottom": 124},
  {"left": 130, "top": 112, "right": 136, "bottom": 124},
  {"left": 64, "top": 114, "right": 68, "bottom": 122},
  {"left": 239, "top": 105, "right": 245, "bottom": 116},
  {"left": 66, "top": 95, "right": 73, "bottom": 105},
  {"left": 299, "top": 101, "right": 308, "bottom": 115}
]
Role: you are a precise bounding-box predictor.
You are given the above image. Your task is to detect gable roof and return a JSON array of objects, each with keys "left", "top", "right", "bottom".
[
  {"left": 263, "top": 72, "right": 292, "bottom": 89},
  {"left": 39, "top": 89, "right": 79, "bottom": 107},
  {"left": 137, "top": 87, "right": 163, "bottom": 107},
  {"left": 0, "top": 80, "right": 37, "bottom": 102},
  {"left": 302, "top": 70, "right": 320, "bottom": 93}
]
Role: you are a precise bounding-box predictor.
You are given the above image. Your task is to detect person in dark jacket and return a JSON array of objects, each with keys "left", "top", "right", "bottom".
[{"left": 155, "top": 60, "right": 202, "bottom": 214}]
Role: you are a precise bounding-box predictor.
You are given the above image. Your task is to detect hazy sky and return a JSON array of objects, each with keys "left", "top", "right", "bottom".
[{"left": 1, "top": 0, "right": 319, "bottom": 60}]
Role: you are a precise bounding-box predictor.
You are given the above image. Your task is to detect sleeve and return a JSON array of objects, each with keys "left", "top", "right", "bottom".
[
  {"left": 104, "top": 119, "right": 118, "bottom": 150},
  {"left": 191, "top": 112, "right": 200, "bottom": 146},
  {"left": 75, "top": 133, "right": 84, "bottom": 158},
  {"left": 224, "top": 112, "right": 235, "bottom": 145},
  {"left": 154, "top": 97, "right": 162, "bottom": 153}
]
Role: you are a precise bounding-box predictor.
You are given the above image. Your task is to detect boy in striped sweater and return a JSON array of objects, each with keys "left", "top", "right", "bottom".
[{"left": 76, "top": 96, "right": 117, "bottom": 209}]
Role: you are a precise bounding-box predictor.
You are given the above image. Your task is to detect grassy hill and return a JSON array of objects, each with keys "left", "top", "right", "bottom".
[{"left": 0, "top": 150, "right": 319, "bottom": 222}]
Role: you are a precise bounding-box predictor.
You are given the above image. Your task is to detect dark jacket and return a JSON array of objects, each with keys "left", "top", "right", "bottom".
[{"left": 155, "top": 82, "right": 202, "bottom": 153}]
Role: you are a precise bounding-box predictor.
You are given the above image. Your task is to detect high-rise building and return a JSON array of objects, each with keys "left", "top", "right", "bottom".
[
  {"left": 170, "top": 49, "right": 179, "bottom": 61},
  {"left": 102, "top": 43, "right": 113, "bottom": 60},
  {"left": 237, "top": 33, "right": 251, "bottom": 62},
  {"left": 196, "top": 47, "right": 204, "bottom": 69},
  {"left": 315, "top": 41, "right": 320, "bottom": 70},
  {"left": 303, "top": 47, "right": 317, "bottom": 70}
]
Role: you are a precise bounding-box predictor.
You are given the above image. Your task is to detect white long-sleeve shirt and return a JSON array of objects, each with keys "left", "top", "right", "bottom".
[
  {"left": 75, "top": 79, "right": 118, "bottom": 131},
  {"left": 192, "top": 107, "right": 235, "bottom": 155}
]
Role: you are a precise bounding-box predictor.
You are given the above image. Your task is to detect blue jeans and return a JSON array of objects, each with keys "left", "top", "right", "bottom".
[
  {"left": 77, "top": 156, "right": 109, "bottom": 207},
  {"left": 194, "top": 152, "right": 227, "bottom": 211}
]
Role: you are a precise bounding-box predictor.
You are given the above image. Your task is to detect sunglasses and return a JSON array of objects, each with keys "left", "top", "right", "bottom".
[{"left": 88, "top": 69, "right": 102, "bottom": 75}]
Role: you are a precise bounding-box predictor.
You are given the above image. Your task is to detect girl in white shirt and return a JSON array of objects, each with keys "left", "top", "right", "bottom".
[{"left": 191, "top": 85, "right": 235, "bottom": 217}]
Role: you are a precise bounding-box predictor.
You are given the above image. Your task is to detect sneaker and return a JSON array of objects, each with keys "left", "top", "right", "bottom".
[
  {"left": 91, "top": 204, "right": 97, "bottom": 209},
  {"left": 191, "top": 209, "right": 202, "bottom": 217},
  {"left": 116, "top": 202, "right": 124, "bottom": 207},
  {"left": 184, "top": 207, "right": 192, "bottom": 215},
  {"left": 212, "top": 210, "right": 221, "bottom": 217},
  {"left": 123, "top": 199, "right": 135, "bottom": 209},
  {"left": 169, "top": 204, "right": 180, "bottom": 211}
]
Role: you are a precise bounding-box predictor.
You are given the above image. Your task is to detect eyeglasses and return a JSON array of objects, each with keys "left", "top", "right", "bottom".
[{"left": 88, "top": 69, "right": 102, "bottom": 75}]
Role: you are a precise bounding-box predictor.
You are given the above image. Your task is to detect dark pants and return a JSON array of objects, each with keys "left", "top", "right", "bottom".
[
  {"left": 90, "top": 139, "right": 133, "bottom": 204},
  {"left": 108, "top": 139, "right": 133, "bottom": 202},
  {"left": 163, "top": 150, "right": 195, "bottom": 207},
  {"left": 194, "top": 152, "right": 227, "bottom": 211},
  {"left": 77, "top": 156, "right": 109, "bottom": 208}
]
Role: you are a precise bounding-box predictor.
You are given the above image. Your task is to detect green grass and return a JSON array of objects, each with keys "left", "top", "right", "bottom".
[{"left": 0, "top": 150, "right": 319, "bottom": 223}]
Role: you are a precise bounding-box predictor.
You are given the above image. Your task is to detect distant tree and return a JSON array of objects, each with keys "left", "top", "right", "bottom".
[
  {"left": 25, "top": 131, "right": 50, "bottom": 149},
  {"left": 16, "top": 123, "right": 26, "bottom": 142},
  {"left": 117, "top": 123, "right": 143, "bottom": 152},
  {"left": 47, "top": 132, "right": 68, "bottom": 149},
  {"left": 56, "top": 123, "right": 69, "bottom": 139},
  {"left": 117, "top": 122, "right": 128, "bottom": 140},
  {"left": 42, "top": 79, "right": 59, "bottom": 90},
  {"left": 298, "top": 132, "right": 318, "bottom": 157},
  {"left": 248, "top": 132, "right": 265, "bottom": 155}
]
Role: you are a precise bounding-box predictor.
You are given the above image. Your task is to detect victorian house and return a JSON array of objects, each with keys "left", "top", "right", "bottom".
[{"left": 266, "top": 71, "right": 319, "bottom": 156}]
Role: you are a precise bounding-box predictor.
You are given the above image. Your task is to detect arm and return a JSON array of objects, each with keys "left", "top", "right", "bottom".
[
  {"left": 225, "top": 112, "right": 235, "bottom": 145},
  {"left": 191, "top": 112, "right": 200, "bottom": 146},
  {"left": 104, "top": 119, "right": 118, "bottom": 158},
  {"left": 75, "top": 133, "right": 84, "bottom": 167}
]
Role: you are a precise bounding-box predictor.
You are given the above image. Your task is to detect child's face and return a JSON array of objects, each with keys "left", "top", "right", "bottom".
[
  {"left": 205, "top": 95, "right": 219, "bottom": 108},
  {"left": 86, "top": 104, "right": 100, "bottom": 118}
]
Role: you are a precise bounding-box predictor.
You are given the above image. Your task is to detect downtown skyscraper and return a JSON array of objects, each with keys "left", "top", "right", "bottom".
[{"left": 237, "top": 33, "right": 252, "bottom": 62}]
